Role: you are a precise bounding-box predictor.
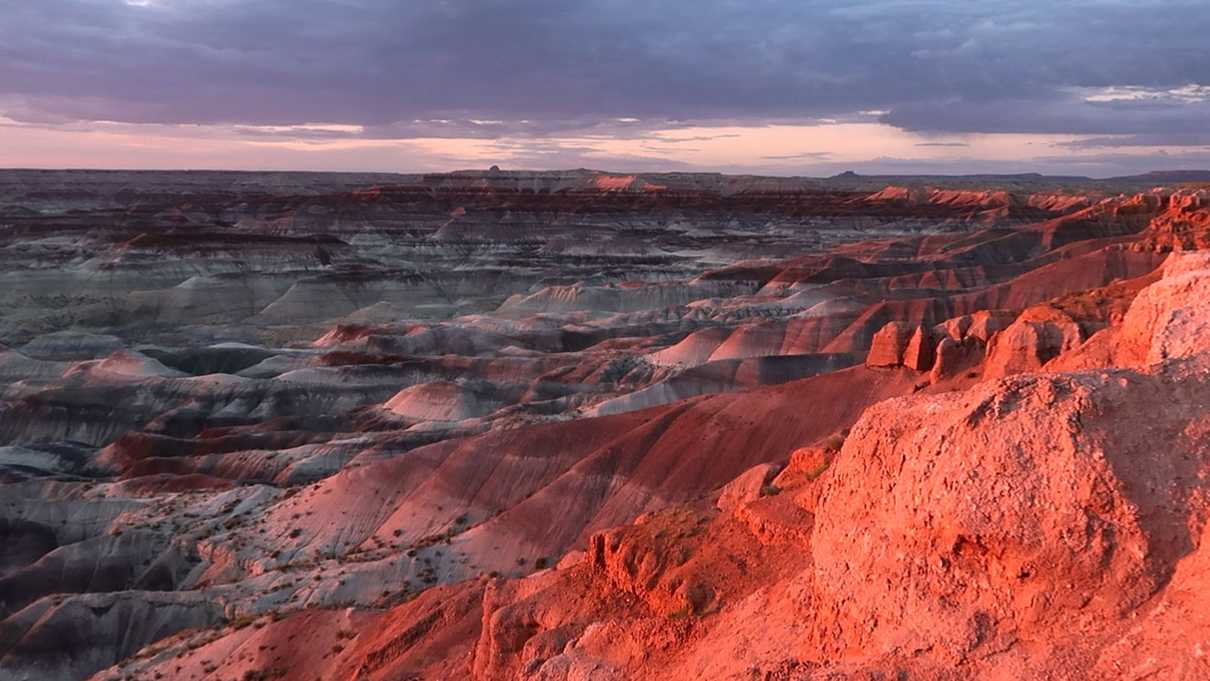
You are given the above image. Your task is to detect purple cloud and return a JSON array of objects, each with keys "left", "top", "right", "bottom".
[{"left": 0, "top": 0, "right": 1207, "bottom": 143}]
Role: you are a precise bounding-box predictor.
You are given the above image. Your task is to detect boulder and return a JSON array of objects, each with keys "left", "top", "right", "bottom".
[
  {"left": 935, "top": 315, "right": 972, "bottom": 342},
  {"left": 716, "top": 463, "right": 779, "bottom": 513},
  {"left": 771, "top": 446, "right": 831, "bottom": 489},
  {"left": 935, "top": 310, "right": 1015, "bottom": 344},
  {"left": 902, "top": 325, "right": 935, "bottom": 371},
  {"left": 984, "top": 306, "right": 1082, "bottom": 378},
  {"left": 929, "top": 336, "right": 984, "bottom": 382},
  {"left": 865, "top": 321, "right": 912, "bottom": 367},
  {"left": 966, "top": 310, "right": 1017, "bottom": 343},
  {"left": 867, "top": 323, "right": 935, "bottom": 371}
]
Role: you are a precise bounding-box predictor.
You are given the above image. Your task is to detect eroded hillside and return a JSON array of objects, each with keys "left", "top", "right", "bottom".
[{"left": 1, "top": 169, "right": 1208, "bottom": 680}]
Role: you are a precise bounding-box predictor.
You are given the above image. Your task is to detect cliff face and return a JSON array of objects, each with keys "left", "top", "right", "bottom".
[{"left": 2, "top": 171, "right": 1210, "bottom": 681}]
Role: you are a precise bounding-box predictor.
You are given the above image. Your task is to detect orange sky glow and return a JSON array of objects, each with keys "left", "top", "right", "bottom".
[{"left": 1, "top": 116, "right": 1193, "bottom": 177}]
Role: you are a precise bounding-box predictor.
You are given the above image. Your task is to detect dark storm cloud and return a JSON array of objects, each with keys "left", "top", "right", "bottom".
[{"left": 1, "top": 0, "right": 1208, "bottom": 138}]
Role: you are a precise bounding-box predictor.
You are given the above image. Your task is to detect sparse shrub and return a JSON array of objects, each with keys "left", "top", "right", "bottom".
[
  {"left": 667, "top": 606, "right": 693, "bottom": 620},
  {"left": 804, "top": 460, "right": 830, "bottom": 481},
  {"left": 230, "top": 613, "right": 259, "bottom": 630},
  {"left": 242, "top": 666, "right": 288, "bottom": 680}
]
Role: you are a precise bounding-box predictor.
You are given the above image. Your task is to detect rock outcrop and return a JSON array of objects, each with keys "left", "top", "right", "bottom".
[
  {"left": 866, "top": 322, "right": 935, "bottom": 371},
  {"left": 865, "top": 321, "right": 913, "bottom": 367},
  {"left": 812, "top": 366, "right": 1210, "bottom": 664},
  {"left": 983, "top": 305, "right": 1083, "bottom": 378},
  {"left": 1118, "top": 251, "right": 1210, "bottom": 365}
]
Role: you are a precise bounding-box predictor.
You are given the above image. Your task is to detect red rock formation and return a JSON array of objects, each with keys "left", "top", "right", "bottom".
[
  {"left": 983, "top": 304, "right": 1083, "bottom": 378},
  {"left": 902, "top": 324, "right": 935, "bottom": 371},
  {"left": 7, "top": 173, "right": 1210, "bottom": 681},
  {"left": 864, "top": 321, "right": 912, "bottom": 367},
  {"left": 866, "top": 322, "right": 934, "bottom": 371},
  {"left": 1141, "top": 190, "right": 1210, "bottom": 251},
  {"left": 929, "top": 335, "right": 984, "bottom": 381}
]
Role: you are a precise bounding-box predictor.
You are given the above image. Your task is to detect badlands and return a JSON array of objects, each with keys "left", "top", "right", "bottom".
[{"left": 2, "top": 168, "right": 1210, "bottom": 680}]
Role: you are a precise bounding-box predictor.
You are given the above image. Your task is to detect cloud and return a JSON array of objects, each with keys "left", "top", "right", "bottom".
[
  {"left": 761, "top": 151, "right": 833, "bottom": 160},
  {"left": 757, "top": 152, "right": 1210, "bottom": 179},
  {"left": 1081, "top": 84, "right": 1210, "bottom": 103},
  {"left": 1029, "top": 149, "right": 1210, "bottom": 177},
  {"left": 1, "top": 0, "right": 1208, "bottom": 145},
  {"left": 881, "top": 96, "right": 1210, "bottom": 136},
  {"left": 1057, "top": 133, "right": 1210, "bottom": 148}
]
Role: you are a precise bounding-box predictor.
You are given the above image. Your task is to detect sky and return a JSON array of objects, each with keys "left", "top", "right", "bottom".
[{"left": 1, "top": 0, "right": 1209, "bottom": 176}]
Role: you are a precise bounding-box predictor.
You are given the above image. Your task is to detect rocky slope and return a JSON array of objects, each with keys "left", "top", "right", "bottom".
[{"left": 0, "top": 170, "right": 1208, "bottom": 680}]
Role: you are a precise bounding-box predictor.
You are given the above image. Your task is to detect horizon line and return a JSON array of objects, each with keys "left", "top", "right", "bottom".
[{"left": 3, "top": 166, "right": 1210, "bottom": 181}]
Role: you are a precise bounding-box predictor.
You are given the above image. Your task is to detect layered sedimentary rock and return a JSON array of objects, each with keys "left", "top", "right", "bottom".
[
  {"left": 129, "top": 248, "right": 1210, "bottom": 681},
  {"left": 2, "top": 169, "right": 1209, "bottom": 680}
]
